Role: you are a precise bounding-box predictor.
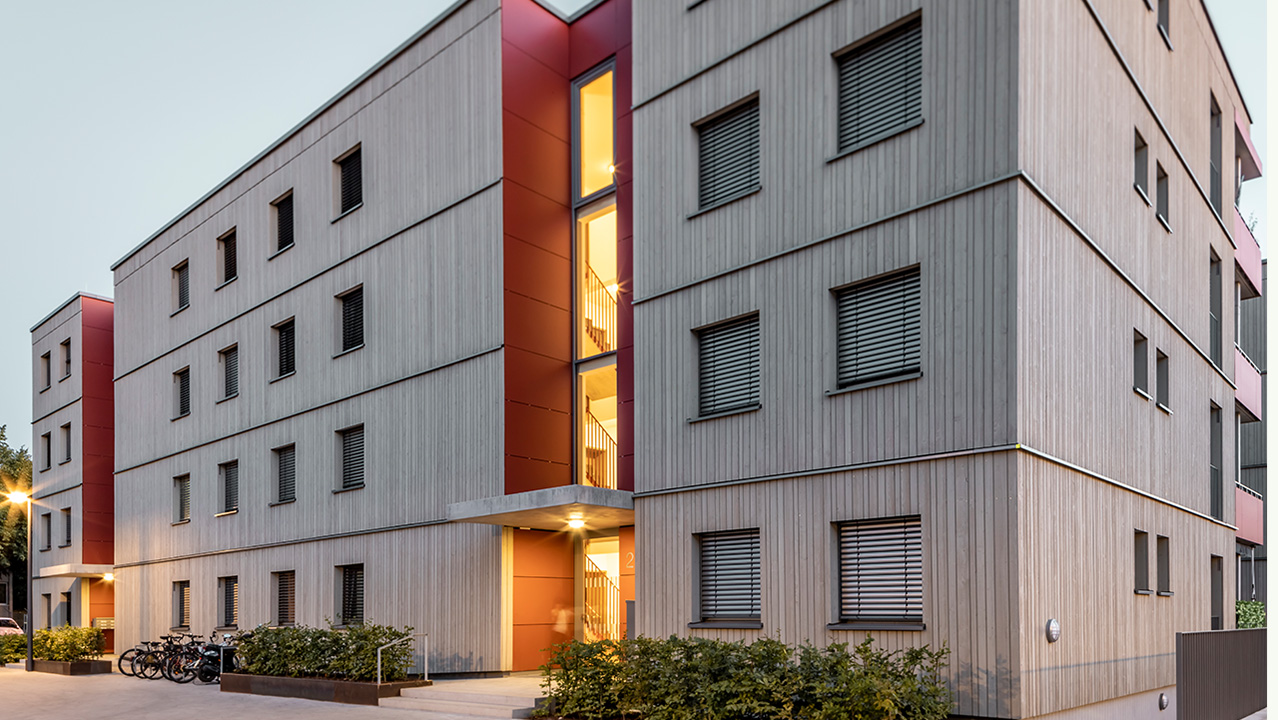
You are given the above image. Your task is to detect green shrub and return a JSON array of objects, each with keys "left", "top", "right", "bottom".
[
  {"left": 1237, "top": 600, "right": 1266, "bottom": 628},
  {"left": 1, "top": 634, "right": 25, "bottom": 664},
  {"left": 233, "top": 621, "right": 414, "bottom": 682},
  {"left": 537, "top": 635, "right": 953, "bottom": 720},
  {"left": 31, "top": 626, "right": 105, "bottom": 662}
]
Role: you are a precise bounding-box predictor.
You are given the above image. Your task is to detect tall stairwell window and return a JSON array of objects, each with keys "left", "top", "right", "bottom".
[
  {"left": 1209, "top": 253, "right": 1222, "bottom": 366},
  {"left": 1210, "top": 95, "right": 1222, "bottom": 214},
  {"left": 1210, "top": 404, "right": 1223, "bottom": 520},
  {"left": 574, "top": 62, "right": 615, "bottom": 201}
]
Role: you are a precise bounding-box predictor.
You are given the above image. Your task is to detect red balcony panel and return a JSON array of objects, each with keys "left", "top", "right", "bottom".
[
  {"left": 1236, "top": 109, "right": 1263, "bottom": 180},
  {"left": 1234, "top": 207, "right": 1263, "bottom": 298},
  {"left": 1236, "top": 485, "right": 1264, "bottom": 545},
  {"left": 1235, "top": 346, "right": 1262, "bottom": 422}
]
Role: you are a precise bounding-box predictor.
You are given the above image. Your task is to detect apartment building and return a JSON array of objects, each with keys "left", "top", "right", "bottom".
[
  {"left": 29, "top": 293, "right": 116, "bottom": 651},
  {"left": 87, "top": 0, "right": 1260, "bottom": 717}
]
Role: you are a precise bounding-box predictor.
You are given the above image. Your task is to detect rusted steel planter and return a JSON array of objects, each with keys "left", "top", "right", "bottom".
[
  {"left": 220, "top": 672, "right": 430, "bottom": 705},
  {"left": 32, "top": 659, "right": 113, "bottom": 675}
]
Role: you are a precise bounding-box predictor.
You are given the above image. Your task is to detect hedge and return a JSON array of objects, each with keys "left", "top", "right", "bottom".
[
  {"left": 1, "top": 634, "right": 25, "bottom": 664},
  {"left": 233, "top": 622, "right": 415, "bottom": 682},
  {"left": 31, "top": 626, "right": 105, "bottom": 662},
  {"left": 1237, "top": 600, "right": 1266, "bottom": 628},
  {"left": 537, "top": 635, "right": 952, "bottom": 720}
]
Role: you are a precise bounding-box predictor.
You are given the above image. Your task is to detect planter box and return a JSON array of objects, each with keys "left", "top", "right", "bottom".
[
  {"left": 33, "top": 659, "right": 113, "bottom": 675},
  {"left": 221, "top": 672, "right": 431, "bottom": 706}
]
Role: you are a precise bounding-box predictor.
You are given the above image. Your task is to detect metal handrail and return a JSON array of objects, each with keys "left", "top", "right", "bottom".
[
  {"left": 1236, "top": 481, "right": 1264, "bottom": 501},
  {"left": 377, "top": 632, "right": 429, "bottom": 685},
  {"left": 582, "top": 410, "right": 618, "bottom": 490},
  {"left": 582, "top": 264, "right": 617, "bottom": 354}
]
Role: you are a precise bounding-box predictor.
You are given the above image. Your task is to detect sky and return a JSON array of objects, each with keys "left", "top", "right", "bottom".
[{"left": 0, "top": 0, "right": 1266, "bottom": 454}]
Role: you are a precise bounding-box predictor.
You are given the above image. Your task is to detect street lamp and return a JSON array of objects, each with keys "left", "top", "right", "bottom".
[{"left": 5, "top": 490, "right": 32, "bottom": 672}]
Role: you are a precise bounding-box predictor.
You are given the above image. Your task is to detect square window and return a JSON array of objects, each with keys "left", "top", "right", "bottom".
[
  {"left": 219, "top": 460, "right": 239, "bottom": 514},
  {"left": 833, "top": 267, "right": 922, "bottom": 388},
  {"left": 696, "top": 314, "right": 761, "bottom": 417},
  {"left": 218, "top": 576, "right": 239, "bottom": 628},
  {"left": 274, "top": 319, "right": 296, "bottom": 378},
  {"left": 1134, "top": 530, "right": 1150, "bottom": 592},
  {"left": 174, "top": 367, "right": 191, "bottom": 418},
  {"left": 273, "top": 192, "right": 295, "bottom": 252},
  {"left": 173, "top": 261, "right": 190, "bottom": 312},
  {"left": 836, "top": 516, "right": 923, "bottom": 624},
  {"left": 1133, "top": 331, "right": 1149, "bottom": 394},
  {"left": 835, "top": 17, "right": 923, "bottom": 153},
  {"left": 218, "top": 228, "right": 238, "bottom": 285},
  {"left": 274, "top": 570, "right": 296, "bottom": 626},
  {"left": 173, "top": 580, "right": 191, "bottom": 628},
  {"left": 275, "top": 444, "right": 296, "bottom": 503},
  {"left": 60, "top": 339, "right": 71, "bottom": 379},
  {"left": 696, "top": 99, "right": 760, "bottom": 210},
  {"left": 337, "top": 564, "right": 364, "bottom": 626},
  {"left": 174, "top": 475, "right": 191, "bottom": 522},
  {"left": 60, "top": 423, "right": 71, "bottom": 463},
  {"left": 336, "top": 146, "right": 363, "bottom": 215},
  {"left": 339, "top": 425, "right": 365, "bottom": 490},
  {"left": 696, "top": 529, "right": 761, "bottom": 622},
  {"left": 339, "top": 286, "right": 365, "bottom": 352},
  {"left": 220, "top": 345, "right": 239, "bottom": 399}
]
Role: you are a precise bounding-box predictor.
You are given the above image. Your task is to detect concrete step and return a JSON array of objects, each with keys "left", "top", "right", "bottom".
[
  {"left": 400, "top": 686, "right": 543, "bottom": 706},
  {"left": 379, "top": 695, "right": 536, "bottom": 718}
]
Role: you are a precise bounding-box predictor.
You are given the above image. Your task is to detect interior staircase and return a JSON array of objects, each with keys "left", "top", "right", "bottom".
[{"left": 380, "top": 677, "right": 545, "bottom": 718}]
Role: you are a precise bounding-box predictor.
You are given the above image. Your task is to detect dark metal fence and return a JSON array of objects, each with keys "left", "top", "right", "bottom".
[{"left": 1176, "top": 628, "right": 1265, "bottom": 720}]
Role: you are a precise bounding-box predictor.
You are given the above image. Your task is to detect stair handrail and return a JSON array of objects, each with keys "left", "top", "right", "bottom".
[
  {"left": 583, "top": 410, "right": 618, "bottom": 490},
  {"left": 378, "top": 631, "right": 430, "bottom": 685}
]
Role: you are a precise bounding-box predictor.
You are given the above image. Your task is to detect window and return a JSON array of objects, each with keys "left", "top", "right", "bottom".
[
  {"left": 275, "top": 444, "right": 296, "bottom": 503},
  {"left": 836, "top": 516, "right": 923, "bottom": 626},
  {"left": 1157, "top": 0, "right": 1171, "bottom": 47},
  {"left": 174, "top": 367, "right": 191, "bottom": 418},
  {"left": 1134, "top": 530, "right": 1150, "bottom": 593},
  {"left": 575, "top": 200, "right": 619, "bottom": 358},
  {"left": 274, "top": 571, "right": 296, "bottom": 626},
  {"left": 336, "top": 146, "right": 363, "bottom": 215},
  {"left": 337, "top": 564, "right": 364, "bottom": 626},
  {"left": 218, "top": 576, "right": 239, "bottom": 628},
  {"left": 1157, "top": 535, "right": 1172, "bottom": 595},
  {"left": 60, "top": 508, "right": 70, "bottom": 547},
  {"left": 696, "top": 529, "right": 761, "bottom": 623},
  {"left": 60, "top": 423, "right": 71, "bottom": 463},
  {"left": 275, "top": 319, "right": 296, "bottom": 378},
  {"left": 60, "top": 339, "right": 71, "bottom": 379},
  {"left": 1210, "top": 555, "right": 1224, "bottom": 629},
  {"left": 1134, "top": 130, "right": 1149, "bottom": 200},
  {"left": 696, "top": 314, "right": 761, "bottom": 417},
  {"left": 60, "top": 592, "right": 71, "bottom": 626},
  {"left": 1210, "top": 96, "right": 1222, "bottom": 214},
  {"left": 1155, "top": 163, "right": 1169, "bottom": 228},
  {"left": 697, "top": 98, "right": 760, "bottom": 210},
  {"left": 1155, "top": 350, "right": 1169, "bottom": 409},
  {"left": 1133, "top": 331, "right": 1149, "bottom": 395},
  {"left": 40, "top": 433, "right": 51, "bottom": 471},
  {"left": 42, "top": 594, "right": 51, "bottom": 630},
  {"left": 173, "top": 581, "right": 191, "bottom": 629},
  {"left": 40, "top": 352, "right": 50, "bottom": 390},
  {"left": 219, "top": 460, "right": 239, "bottom": 514},
  {"left": 174, "top": 475, "right": 191, "bottom": 522},
  {"left": 174, "top": 261, "right": 190, "bottom": 312},
  {"left": 218, "top": 228, "right": 238, "bottom": 285},
  {"left": 273, "top": 192, "right": 295, "bottom": 252},
  {"left": 1209, "top": 253, "right": 1222, "bottom": 366},
  {"left": 339, "top": 287, "right": 364, "bottom": 352},
  {"left": 833, "top": 267, "right": 922, "bottom": 388},
  {"left": 1210, "top": 404, "right": 1223, "bottom": 520},
  {"left": 574, "top": 65, "right": 615, "bottom": 200},
  {"left": 339, "top": 425, "right": 365, "bottom": 490},
  {"left": 835, "top": 17, "right": 923, "bottom": 153},
  {"left": 220, "top": 345, "right": 239, "bottom": 399},
  {"left": 40, "top": 513, "right": 51, "bottom": 550}
]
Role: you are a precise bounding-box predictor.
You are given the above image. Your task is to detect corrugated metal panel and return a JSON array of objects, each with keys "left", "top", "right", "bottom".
[
  {"left": 834, "top": 268, "right": 921, "bottom": 387},
  {"left": 836, "top": 18, "right": 922, "bottom": 152},
  {"left": 699, "top": 529, "right": 760, "bottom": 619},
  {"left": 1176, "top": 629, "right": 1266, "bottom": 720},
  {"left": 341, "top": 426, "right": 366, "bottom": 489},
  {"left": 838, "top": 516, "right": 922, "bottom": 621},
  {"left": 698, "top": 100, "right": 760, "bottom": 210},
  {"left": 698, "top": 314, "right": 760, "bottom": 416}
]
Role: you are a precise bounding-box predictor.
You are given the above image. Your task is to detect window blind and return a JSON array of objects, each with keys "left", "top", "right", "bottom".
[
  {"left": 341, "top": 426, "right": 365, "bottom": 489},
  {"left": 837, "top": 19, "right": 923, "bottom": 152},
  {"left": 177, "top": 369, "right": 191, "bottom": 416},
  {"left": 177, "top": 476, "right": 191, "bottom": 521},
  {"left": 222, "top": 577, "right": 239, "bottom": 627},
  {"left": 276, "top": 194, "right": 294, "bottom": 251},
  {"left": 177, "top": 264, "right": 190, "bottom": 309},
  {"left": 838, "top": 516, "right": 923, "bottom": 622},
  {"left": 340, "top": 564, "right": 364, "bottom": 625},
  {"left": 277, "top": 571, "right": 295, "bottom": 626},
  {"left": 222, "top": 461, "right": 239, "bottom": 513},
  {"left": 224, "top": 346, "right": 239, "bottom": 398},
  {"left": 222, "top": 231, "right": 237, "bottom": 282},
  {"left": 277, "top": 445, "right": 296, "bottom": 503},
  {"left": 278, "top": 321, "right": 296, "bottom": 377},
  {"left": 698, "top": 314, "right": 761, "bottom": 416},
  {"left": 342, "top": 288, "right": 364, "bottom": 351},
  {"left": 698, "top": 100, "right": 760, "bottom": 209},
  {"left": 699, "top": 529, "right": 761, "bottom": 619},
  {"left": 835, "top": 268, "right": 921, "bottom": 387},
  {"left": 340, "top": 149, "right": 363, "bottom": 213}
]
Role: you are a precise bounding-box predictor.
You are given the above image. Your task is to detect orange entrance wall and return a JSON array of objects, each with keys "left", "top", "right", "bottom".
[
  {"left": 619, "top": 526, "right": 635, "bottom": 638},
  {"left": 87, "top": 578, "right": 114, "bottom": 653},
  {"left": 513, "top": 529, "right": 574, "bottom": 671}
]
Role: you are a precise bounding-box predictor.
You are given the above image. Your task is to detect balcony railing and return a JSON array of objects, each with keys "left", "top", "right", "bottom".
[
  {"left": 583, "top": 555, "right": 621, "bottom": 641},
  {"left": 582, "top": 410, "right": 617, "bottom": 490},
  {"left": 582, "top": 265, "right": 618, "bottom": 356}
]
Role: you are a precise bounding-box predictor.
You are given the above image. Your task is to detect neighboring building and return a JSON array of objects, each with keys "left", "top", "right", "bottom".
[
  {"left": 1238, "top": 259, "right": 1265, "bottom": 600},
  {"left": 29, "top": 293, "right": 115, "bottom": 651},
  {"left": 93, "top": 0, "right": 1262, "bottom": 718}
]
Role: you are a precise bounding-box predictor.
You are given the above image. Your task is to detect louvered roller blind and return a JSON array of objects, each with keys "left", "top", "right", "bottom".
[
  {"left": 277, "top": 445, "right": 296, "bottom": 503},
  {"left": 341, "top": 426, "right": 365, "bottom": 489},
  {"left": 698, "top": 99, "right": 760, "bottom": 209},
  {"left": 837, "top": 19, "right": 923, "bottom": 152},
  {"left": 342, "top": 288, "right": 364, "bottom": 351},
  {"left": 835, "top": 268, "right": 921, "bottom": 387},
  {"left": 222, "top": 576, "right": 239, "bottom": 627},
  {"left": 176, "top": 369, "right": 191, "bottom": 416},
  {"left": 62, "top": 509, "right": 71, "bottom": 546},
  {"left": 340, "top": 564, "right": 364, "bottom": 625},
  {"left": 177, "top": 264, "right": 190, "bottom": 309},
  {"left": 223, "top": 346, "right": 239, "bottom": 398},
  {"left": 278, "top": 321, "right": 296, "bottom": 377},
  {"left": 699, "top": 529, "right": 761, "bottom": 619},
  {"left": 698, "top": 314, "right": 760, "bottom": 416},
  {"left": 177, "top": 476, "right": 191, "bottom": 521},
  {"left": 277, "top": 571, "right": 296, "bottom": 626},
  {"left": 176, "top": 581, "right": 191, "bottom": 627},
  {"left": 838, "top": 516, "right": 922, "bottom": 622},
  {"left": 222, "top": 231, "right": 237, "bottom": 282},
  {"left": 340, "top": 149, "right": 363, "bottom": 213},
  {"left": 276, "top": 195, "right": 295, "bottom": 251},
  {"left": 222, "top": 461, "right": 239, "bottom": 513}
]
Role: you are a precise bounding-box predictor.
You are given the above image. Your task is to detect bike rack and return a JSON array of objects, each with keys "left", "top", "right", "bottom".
[{"left": 377, "top": 632, "right": 429, "bottom": 685}]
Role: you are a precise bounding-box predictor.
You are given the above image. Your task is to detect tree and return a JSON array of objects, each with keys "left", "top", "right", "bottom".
[{"left": 0, "top": 426, "right": 33, "bottom": 615}]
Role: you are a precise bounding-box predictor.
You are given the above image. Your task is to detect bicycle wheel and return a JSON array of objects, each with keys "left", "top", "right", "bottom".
[
  {"left": 117, "top": 647, "right": 139, "bottom": 677},
  {"left": 133, "top": 650, "right": 163, "bottom": 679},
  {"left": 169, "top": 649, "right": 199, "bottom": 684}
]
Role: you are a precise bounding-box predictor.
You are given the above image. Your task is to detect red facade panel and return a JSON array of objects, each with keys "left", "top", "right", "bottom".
[{"left": 78, "top": 297, "right": 114, "bottom": 566}]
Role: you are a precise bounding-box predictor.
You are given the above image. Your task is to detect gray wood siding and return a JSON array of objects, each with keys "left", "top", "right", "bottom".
[
  {"left": 111, "top": 0, "right": 502, "bottom": 377},
  {"left": 30, "top": 486, "right": 84, "bottom": 570},
  {"left": 1016, "top": 187, "right": 1237, "bottom": 523},
  {"left": 636, "top": 184, "right": 1016, "bottom": 494},
  {"left": 633, "top": 0, "right": 1017, "bottom": 298},
  {"left": 112, "top": 523, "right": 504, "bottom": 674},
  {"left": 634, "top": 452, "right": 1021, "bottom": 719},
  {"left": 32, "top": 299, "right": 83, "bottom": 435},
  {"left": 1016, "top": 454, "right": 1238, "bottom": 718}
]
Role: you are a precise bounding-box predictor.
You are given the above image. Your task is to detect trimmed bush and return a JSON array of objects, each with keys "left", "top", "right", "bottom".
[
  {"left": 1237, "top": 600, "right": 1266, "bottom": 628},
  {"left": 233, "top": 621, "right": 414, "bottom": 682},
  {"left": 31, "top": 626, "right": 105, "bottom": 662},
  {"left": 1, "top": 634, "right": 25, "bottom": 664},
  {"left": 537, "top": 635, "right": 952, "bottom": 720}
]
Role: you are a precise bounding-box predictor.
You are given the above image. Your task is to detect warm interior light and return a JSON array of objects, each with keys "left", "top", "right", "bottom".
[
  {"left": 103, "top": 573, "right": 114, "bottom": 582},
  {"left": 4, "top": 491, "right": 29, "bottom": 505},
  {"left": 578, "top": 71, "right": 615, "bottom": 198},
  {"left": 607, "top": 164, "right": 616, "bottom": 174}
]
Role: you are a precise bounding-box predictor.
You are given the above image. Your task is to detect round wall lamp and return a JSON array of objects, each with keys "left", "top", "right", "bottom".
[
  {"left": 1158, "top": 692, "right": 1169, "bottom": 710},
  {"left": 1045, "top": 618, "right": 1061, "bottom": 643}
]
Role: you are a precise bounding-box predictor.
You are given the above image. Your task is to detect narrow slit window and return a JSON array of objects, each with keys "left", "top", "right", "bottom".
[
  {"left": 338, "top": 564, "right": 364, "bottom": 626},
  {"left": 340, "top": 287, "right": 364, "bottom": 352},
  {"left": 274, "top": 193, "right": 295, "bottom": 252},
  {"left": 1156, "top": 163, "right": 1169, "bottom": 227},
  {"left": 60, "top": 424, "right": 70, "bottom": 463},
  {"left": 275, "top": 571, "right": 296, "bottom": 626},
  {"left": 174, "top": 262, "right": 190, "bottom": 312},
  {"left": 174, "top": 581, "right": 191, "bottom": 628},
  {"left": 338, "top": 147, "right": 363, "bottom": 214},
  {"left": 60, "top": 340, "right": 71, "bottom": 379},
  {"left": 221, "top": 345, "right": 239, "bottom": 399},
  {"left": 1134, "top": 130, "right": 1149, "bottom": 197},
  {"left": 575, "top": 67, "right": 615, "bottom": 199},
  {"left": 1134, "top": 530, "right": 1150, "bottom": 592},
  {"left": 339, "top": 425, "right": 365, "bottom": 490},
  {"left": 1133, "top": 331, "right": 1148, "bottom": 394},
  {"left": 218, "top": 576, "right": 239, "bottom": 628},
  {"left": 40, "top": 353, "right": 50, "bottom": 389},
  {"left": 40, "top": 513, "right": 51, "bottom": 550},
  {"left": 276, "top": 319, "right": 296, "bottom": 378},
  {"left": 174, "top": 368, "right": 191, "bottom": 418},
  {"left": 60, "top": 508, "right": 71, "bottom": 546},
  {"left": 174, "top": 475, "right": 191, "bottom": 522},
  {"left": 220, "top": 460, "right": 239, "bottom": 514},
  {"left": 1155, "top": 350, "right": 1169, "bottom": 408},
  {"left": 275, "top": 444, "right": 296, "bottom": 503},
  {"left": 40, "top": 433, "right": 51, "bottom": 470},
  {"left": 1156, "top": 536, "right": 1171, "bottom": 594},
  {"left": 219, "top": 229, "right": 238, "bottom": 284}
]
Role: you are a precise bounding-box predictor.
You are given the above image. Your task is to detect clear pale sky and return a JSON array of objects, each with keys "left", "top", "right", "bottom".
[{"left": 0, "top": 1, "right": 1265, "bottom": 453}]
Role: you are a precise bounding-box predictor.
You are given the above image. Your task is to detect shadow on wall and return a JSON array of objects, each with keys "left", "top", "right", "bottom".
[
  {"left": 428, "top": 650, "right": 485, "bottom": 675},
  {"left": 953, "top": 655, "right": 1018, "bottom": 719}
]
